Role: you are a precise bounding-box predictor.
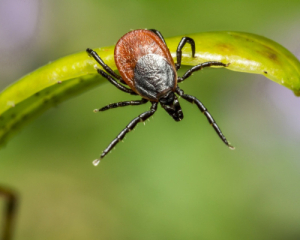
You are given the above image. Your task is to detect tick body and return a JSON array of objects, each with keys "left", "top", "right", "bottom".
[
  {"left": 87, "top": 29, "right": 234, "bottom": 165},
  {"left": 115, "top": 30, "right": 177, "bottom": 101}
]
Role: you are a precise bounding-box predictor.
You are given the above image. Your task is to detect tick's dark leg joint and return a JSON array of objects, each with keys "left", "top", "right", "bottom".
[
  {"left": 175, "top": 87, "right": 234, "bottom": 149},
  {"left": 0, "top": 186, "right": 18, "bottom": 240},
  {"left": 86, "top": 48, "right": 124, "bottom": 81},
  {"left": 176, "top": 37, "right": 196, "bottom": 70},
  {"left": 96, "top": 68, "right": 137, "bottom": 95},
  {"left": 93, "top": 102, "right": 158, "bottom": 166},
  {"left": 94, "top": 99, "right": 148, "bottom": 112},
  {"left": 178, "top": 61, "right": 229, "bottom": 83},
  {"left": 148, "top": 29, "right": 167, "bottom": 45}
]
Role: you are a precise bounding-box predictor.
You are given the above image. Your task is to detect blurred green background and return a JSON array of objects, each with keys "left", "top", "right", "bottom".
[{"left": 1, "top": 0, "right": 300, "bottom": 239}]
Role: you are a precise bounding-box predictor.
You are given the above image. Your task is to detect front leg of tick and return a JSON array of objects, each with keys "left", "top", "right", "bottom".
[
  {"left": 93, "top": 102, "right": 158, "bottom": 166},
  {"left": 175, "top": 87, "right": 234, "bottom": 149}
]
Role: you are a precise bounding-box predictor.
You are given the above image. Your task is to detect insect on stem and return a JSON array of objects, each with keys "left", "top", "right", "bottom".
[{"left": 87, "top": 29, "right": 233, "bottom": 162}]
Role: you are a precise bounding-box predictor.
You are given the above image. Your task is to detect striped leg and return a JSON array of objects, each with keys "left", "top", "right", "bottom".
[
  {"left": 96, "top": 68, "right": 137, "bottom": 95},
  {"left": 86, "top": 48, "right": 125, "bottom": 83},
  {"left": 176, "top": 87, "right": 234, "bottom": 149},
  {"left": 148, "top": 29, "right": 167, "bottom": 45},
  {"left": 94, "top": 99, "right": 148, "bottom": 112},
  {"left": 93, "top": 102, "right": 158, "bottom": 166},
  {"left": 176, "top": 37, "right": 196, "bottom": 70},
  {"left": 178, "top": 62, "right": 229, "bottom": 83}
]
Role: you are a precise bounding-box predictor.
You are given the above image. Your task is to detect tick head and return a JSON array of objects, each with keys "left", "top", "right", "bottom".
[
  {"left": 160, "top": 92, "right": 183, "bottom": 122},
  {"left": 159, "top": 91, "right": 175, "bottom": 105}
]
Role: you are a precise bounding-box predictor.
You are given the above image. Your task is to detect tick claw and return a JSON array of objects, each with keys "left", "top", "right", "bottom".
[
  {"left": 92, "top": 159, "right": 101, "bottom": 166},
  {"left": 229, "top": 144, "right": 235, "bottom": 150}
]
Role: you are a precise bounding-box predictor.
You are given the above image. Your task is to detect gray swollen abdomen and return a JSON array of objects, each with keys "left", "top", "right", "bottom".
[{"left": 134, "top": 54, "right": 176, "bottom": 101}]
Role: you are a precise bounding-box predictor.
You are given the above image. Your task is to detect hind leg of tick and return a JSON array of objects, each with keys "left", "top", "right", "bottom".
[
  {"left": 86, "top": 48, "right": 127, "bottom": 84},
  {"left": 178, "top": 61, "right": 230, "bottom": 83}
]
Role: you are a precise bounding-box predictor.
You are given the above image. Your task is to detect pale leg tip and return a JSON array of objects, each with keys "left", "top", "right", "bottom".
[
  {"left": 93, "top": 109, "right": 99, "bottom": 113},
  {"left": 228, "top": 145, "right": 235, "bottom": 150},
  {"left": 93, "top": 159, "right": 101, "bottom": 166}
]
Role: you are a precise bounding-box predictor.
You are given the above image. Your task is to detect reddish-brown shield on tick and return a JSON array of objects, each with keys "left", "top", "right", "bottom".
[{"left": 87, "top": 29, "right": 234, "bottom": 166}]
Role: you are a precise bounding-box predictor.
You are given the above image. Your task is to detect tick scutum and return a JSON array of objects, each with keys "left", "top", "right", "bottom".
[{"left": 134, "top": 54, "right": 176, "bottom": 101}]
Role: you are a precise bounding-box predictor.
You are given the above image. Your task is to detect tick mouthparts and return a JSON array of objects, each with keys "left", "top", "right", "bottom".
[{"left": 92, "top": 158, "right": 101, "bottom": 166}]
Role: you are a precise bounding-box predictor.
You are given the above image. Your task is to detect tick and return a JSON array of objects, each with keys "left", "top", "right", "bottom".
[{"left": 87, "top": 29, "right": 234, "bottom": 166}]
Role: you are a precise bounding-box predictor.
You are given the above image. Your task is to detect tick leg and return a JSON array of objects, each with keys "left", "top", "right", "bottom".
[
  {"left": 176, "top": 37, "right": 196, "bottom": 70},
  {"left": 86, "top": 48, "right": 127, "bottom": 84},
  {"left": 96, "top": 68, "right": 137, "bottom": 95},
  {"left": 178, "top": 61, "right": 229, "bottom": 83},
  {"left": 148, "top": 29, "right": 167, "bottom": 45},
  {"left": 94, "top": 99, "right": 148, "bottom": 112},
  {"left": 93, "top": 102, "right": 158, "bottom": 165},
  {"left": 0, "top": 186, "right": 17, "bottom": 240},
  {"left": 176, "top": 87, "right": 234, "bottom": 149}
]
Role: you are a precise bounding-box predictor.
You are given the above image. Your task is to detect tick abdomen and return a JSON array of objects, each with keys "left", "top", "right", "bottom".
[
  {"left": 134, "top": 54, "right": 176, "bottom": 100},
  {"left": 114, "top": 29, "right": 176, "bottom": 95}
]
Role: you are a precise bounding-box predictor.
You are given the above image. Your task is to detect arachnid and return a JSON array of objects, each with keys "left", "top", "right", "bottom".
[{"left": 87, "top": 29, "right": 234, "bottom": 166}]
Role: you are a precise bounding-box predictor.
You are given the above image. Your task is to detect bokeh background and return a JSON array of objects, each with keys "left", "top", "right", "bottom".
[{"left": 1, "top": 0, "right": 300, "bottom": 239}]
